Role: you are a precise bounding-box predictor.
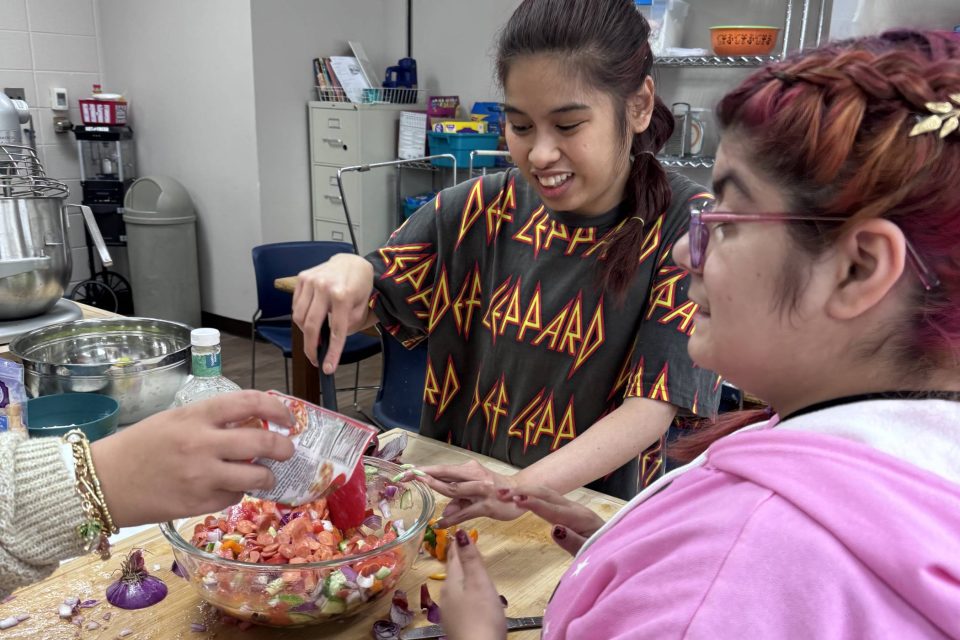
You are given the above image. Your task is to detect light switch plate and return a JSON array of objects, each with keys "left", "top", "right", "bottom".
[{"left": 50, "top": 87, "right": 69, "bottom": 111}]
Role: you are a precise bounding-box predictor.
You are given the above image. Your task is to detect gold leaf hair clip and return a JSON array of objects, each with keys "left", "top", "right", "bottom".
[{"left": 909, "top": 93, "right": 960, "bottom": 138}]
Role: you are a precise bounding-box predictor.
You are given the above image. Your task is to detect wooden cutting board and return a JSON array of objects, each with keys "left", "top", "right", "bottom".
[{"left": 0, "top": 430, "right": 625, "bottom": 639}]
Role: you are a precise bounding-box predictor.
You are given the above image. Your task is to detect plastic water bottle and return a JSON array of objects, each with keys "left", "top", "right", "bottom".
[{"left": 173, "top": 328, "right": 240, "bottom": 406}]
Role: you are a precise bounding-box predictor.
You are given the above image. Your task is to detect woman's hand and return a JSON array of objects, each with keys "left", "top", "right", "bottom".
[
  {"left": 441, "top": 529, "right": 507, "bottom": 640},
  {"left": 498, "top": 486, "right": 605, "bottom": 556},
  {"left": 416, "top": 460, "right": 525, "bottom": 527},
  {"left": 90, "top": 391, "right": 296, "bottom": 527},
  {"left": 292, "top": 253, "right": 375, "bottom": 373}
]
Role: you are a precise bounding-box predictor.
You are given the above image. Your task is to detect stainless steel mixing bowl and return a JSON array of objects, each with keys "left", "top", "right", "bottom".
[{"left": 9, "top": 317, "right": 192, "bottom": 424}]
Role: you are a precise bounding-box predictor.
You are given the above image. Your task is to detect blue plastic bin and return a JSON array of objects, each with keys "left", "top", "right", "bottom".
[{"left": 428, "top": 132, "right": 500, "bottom": 168}]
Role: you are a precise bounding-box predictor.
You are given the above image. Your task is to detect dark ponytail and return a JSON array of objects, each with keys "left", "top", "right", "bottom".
[
  {"left": 497, "top": 0, "right": 674, "bottom": 299},
  {"left": 602, "top": 99, "right": 675, "bottom": 295}
]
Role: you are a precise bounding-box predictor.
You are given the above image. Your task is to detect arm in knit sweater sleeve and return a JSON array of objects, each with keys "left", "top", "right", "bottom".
[{"left": 0, "top": 433, "right": 86, "bottom": 598}]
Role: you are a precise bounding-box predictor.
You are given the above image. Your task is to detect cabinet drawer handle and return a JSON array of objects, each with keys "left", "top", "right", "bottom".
[
  {"left": 322, "top": 137, "right": 344, "bottom": 146},
  {"left": 323, "top": 194, "right": 343, "bottom": 203}
]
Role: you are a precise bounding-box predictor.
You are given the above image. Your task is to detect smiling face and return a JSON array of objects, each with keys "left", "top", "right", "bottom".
[{"left": 502, "top": 54, "right": 653, "bottom": 216}]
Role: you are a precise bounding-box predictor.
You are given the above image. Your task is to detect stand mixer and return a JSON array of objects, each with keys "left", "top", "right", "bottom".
[{"left": 0, "top": 100, "right": 113, "bottom": 343}]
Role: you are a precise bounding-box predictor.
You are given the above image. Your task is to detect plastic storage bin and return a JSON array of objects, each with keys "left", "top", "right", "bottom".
[{"left": 428, "top": 132, "right": 500, "bottom": 168}]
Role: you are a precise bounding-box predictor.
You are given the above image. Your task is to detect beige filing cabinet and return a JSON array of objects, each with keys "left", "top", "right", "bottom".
[{"left": 308, "top": 101, "right": 406, "bottom": 254}]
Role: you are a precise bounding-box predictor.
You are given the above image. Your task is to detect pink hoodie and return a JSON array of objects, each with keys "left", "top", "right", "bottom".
[{"left": 543, "top": 399, "right": 960, "bottom": 639}]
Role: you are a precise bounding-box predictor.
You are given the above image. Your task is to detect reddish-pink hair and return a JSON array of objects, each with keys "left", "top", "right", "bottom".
[{"left": 671, "top": 29, "right": 960, "bottom": 462}]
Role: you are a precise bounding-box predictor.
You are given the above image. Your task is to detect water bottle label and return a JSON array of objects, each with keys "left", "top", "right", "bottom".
[{"left": 192, "top": 353, "right": 222, "bottom": 377}]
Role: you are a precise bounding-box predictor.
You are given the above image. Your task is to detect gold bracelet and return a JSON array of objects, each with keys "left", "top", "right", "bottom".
[
  {"left": 75, "top": 432, "right": 118, "bottom": 535},
  {"left": 63, "top": 430, "right": 113, "bottom": 560}
]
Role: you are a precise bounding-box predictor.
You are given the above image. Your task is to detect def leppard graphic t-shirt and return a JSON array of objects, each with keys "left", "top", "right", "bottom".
[{"left": 366, "top": 168, "right": 721, "bottom": 499}]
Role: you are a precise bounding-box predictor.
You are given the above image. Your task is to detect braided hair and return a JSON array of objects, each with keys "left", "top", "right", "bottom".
[
  {"left": 670, "top": 29, "right": 960, "bottom": 462},
  {"left": 719, "top": 29, "right": 960, "bottom": 359}
]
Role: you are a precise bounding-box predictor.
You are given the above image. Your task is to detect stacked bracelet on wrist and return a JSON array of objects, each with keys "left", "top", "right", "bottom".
[{"left": 63, "top": 429, "right": 118, "bottom": 560}]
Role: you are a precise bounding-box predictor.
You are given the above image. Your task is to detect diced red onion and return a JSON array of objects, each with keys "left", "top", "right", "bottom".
[
  {"left": 362, "top": 514, "right": 383, "bottom": 530},
  {"left": 420, "top": 583, "right": 441, "bottom": 623},
  {"left": 73, "top": 615, "right": 84, "bottom": 626},
  {"left": 58, "top": 603, "right": 75, "bottom": 618},
  {"left": 290, "top": 601, "right": 319, "bottom": 613},
  {"left": 0, "top": 595, "right": 14, "bottom": 604},
  {"left": 171, "top": 561, "right": 188, "bottom": 579},
  {"left": 102, "top": 612, "right": 112, "bottom": 621},
  {"left": 86, "top": 621, "right": 100, "bottom": 630},
  {"left": 118, "top": 629, "right": 134, "bottom": 637},
  {"left": 357, "top": 573, "right": 375, "bottom": 589},
  {"left": 383, "top": 484, "right": 399, "bottom": 500},
  {"left": 373, "top": 433, "right": 409, "bottom": 463},
  {"left": 190, "top": 622, "right": 207, "bottom": 633},
  {"left": 389, "top": 590, "right": 413, "bottom": 627},
  {"left": 0, "top": 617, "right": 22, "bottom": 630},
  {"left": 15, "top": 615, "right": 29, "bottom": 622},
  {"left": 340, "top": 565, "right": 359, "bottom": 582},
  {"left": 378, "top": 499, "right": 392, "bottom": 519},
  {"left": 372, "top": 619, "right": 401, "bottom": 639},
  {"left": 206, "top": 530, "right": 221, "bottom": 543},
  {"left": 79, "top": 599, "right": 99, "bottom": 608}
]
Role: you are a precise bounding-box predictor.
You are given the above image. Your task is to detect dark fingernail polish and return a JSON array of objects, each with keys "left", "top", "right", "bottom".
[
  {"left": 497, "top": 488, "right": 510, "bottom": 497},
  {"left": 455, "top": 529, "right": 469, "bottom": 547},
  {"left": 553, "top": 525, "right": 567, "bottom": 540},
  {"left": 516, "top": 494, "right": 528, "bottom": 502}
]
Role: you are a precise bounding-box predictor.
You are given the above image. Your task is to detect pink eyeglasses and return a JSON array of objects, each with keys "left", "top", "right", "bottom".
[{"left": 688, "top": 201, "right": 941, "bottom": 291}]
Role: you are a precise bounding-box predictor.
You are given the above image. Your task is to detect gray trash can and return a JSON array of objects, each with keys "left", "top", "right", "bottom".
[{"left": 123, "top": 176, "right": 202, "bottom": 327}]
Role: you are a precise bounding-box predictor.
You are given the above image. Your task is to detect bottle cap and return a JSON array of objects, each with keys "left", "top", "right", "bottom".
[{"left": 190, "top": 328, "right": 221, "bottom": 347}]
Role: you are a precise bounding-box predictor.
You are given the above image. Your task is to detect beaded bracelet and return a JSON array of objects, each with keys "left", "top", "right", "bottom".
[{"left": 63, "top": 429, "right": 117, "bottom": 560}]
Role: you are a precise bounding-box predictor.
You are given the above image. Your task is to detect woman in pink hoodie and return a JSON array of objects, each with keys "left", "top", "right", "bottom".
[{"left": 439, "top": 28, "right": 960, "bottom": 640}]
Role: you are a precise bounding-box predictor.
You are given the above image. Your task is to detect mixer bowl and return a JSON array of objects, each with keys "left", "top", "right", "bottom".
[
  {"left": 0, "top": 194, "right": 72, "bottom": 319},
  {"left": 9, "top": 317, "right": 192, "bottom": 424}
]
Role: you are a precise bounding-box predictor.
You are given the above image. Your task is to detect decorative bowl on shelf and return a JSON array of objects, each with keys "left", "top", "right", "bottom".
[{"left": 709, "top": 26, "right": 780, "bottom": 56}]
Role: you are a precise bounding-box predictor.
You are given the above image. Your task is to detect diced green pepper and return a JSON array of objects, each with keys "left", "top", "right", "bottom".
[{"left": 320, "top": 597, "right": 346, "bottom": 615}]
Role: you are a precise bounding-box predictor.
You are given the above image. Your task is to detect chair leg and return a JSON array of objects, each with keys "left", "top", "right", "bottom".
[
  {"left": 250, "top": 326, "right": 257, "bottom": 390},
  {"left": 283, "top": 357, "right": 290, "bottom": 395},
  {"left": 353, "top": 362, "right": 361, "bottom": 409}
]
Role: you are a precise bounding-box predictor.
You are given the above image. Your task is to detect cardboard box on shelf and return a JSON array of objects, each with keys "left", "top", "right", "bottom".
[{"left": 433, "top": 120, "right": 488, "bottom": 134}]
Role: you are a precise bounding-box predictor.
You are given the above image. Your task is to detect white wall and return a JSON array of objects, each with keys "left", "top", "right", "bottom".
[
  {"left": 98, "top": 0, "right": 262, "bottom": 322},
  {"left": 0, "top": 0, "right": 102, "bottom": 287},
  {"left": 250, "top": 0, "right": 405, "bottom": 243},
  {"left": 830, "top": 0, "right": 958, "bottom": 38},
  {"left": 410, "top": 0, "right": 521, "bottom": 111}
]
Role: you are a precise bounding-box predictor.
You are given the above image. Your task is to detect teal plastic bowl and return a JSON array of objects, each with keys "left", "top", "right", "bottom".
[{"left": 26, "top": 393, "right": 120, "bottom": 442}]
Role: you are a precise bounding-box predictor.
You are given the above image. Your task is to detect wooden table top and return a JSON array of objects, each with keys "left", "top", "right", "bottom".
[{"left": 1, "top": 430, "right": 625, "bottom": 639}]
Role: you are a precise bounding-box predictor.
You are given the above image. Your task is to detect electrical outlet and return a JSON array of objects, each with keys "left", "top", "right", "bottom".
[{"left": 4, "top": 87, "right": 26, "bottom": 101}]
